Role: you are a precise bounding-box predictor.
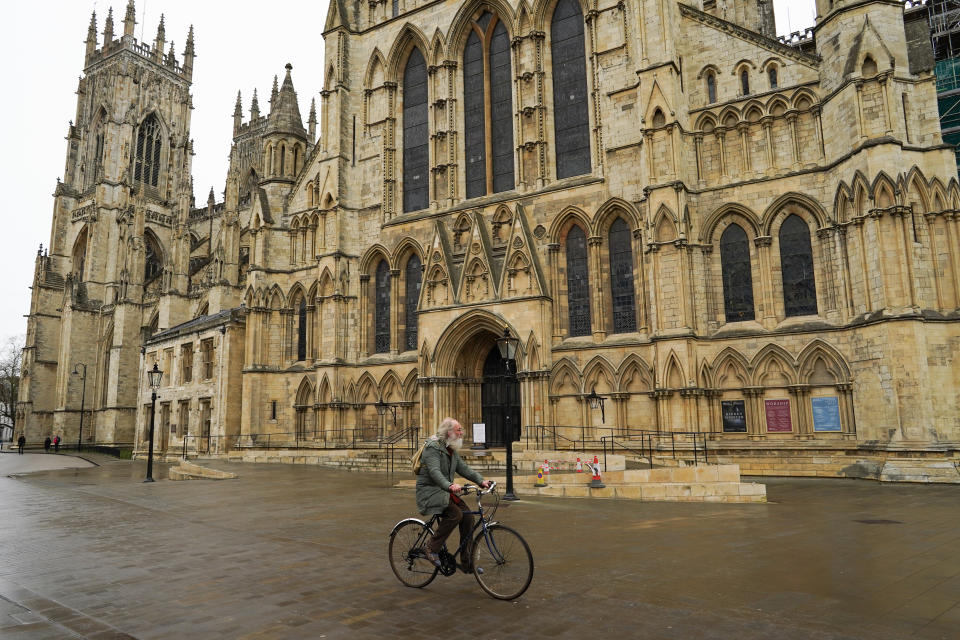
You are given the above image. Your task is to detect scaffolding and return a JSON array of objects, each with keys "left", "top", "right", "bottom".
[{"left": 926, "top": 0, "right": 960, "bottom": 172}]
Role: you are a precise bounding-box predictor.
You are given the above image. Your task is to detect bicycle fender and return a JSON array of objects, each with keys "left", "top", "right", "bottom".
[{"left": 389, "top": 517, "right": 429, "bottom": 537}]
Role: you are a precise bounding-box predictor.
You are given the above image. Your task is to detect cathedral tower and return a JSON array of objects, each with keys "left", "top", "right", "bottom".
[{"left": 18, "top": 1, "right": 196, "bottom": 445}]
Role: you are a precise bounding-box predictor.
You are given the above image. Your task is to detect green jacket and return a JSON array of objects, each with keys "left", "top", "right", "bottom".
[{"left": 415, "top": 439, "right": 484, "bottom": 516}]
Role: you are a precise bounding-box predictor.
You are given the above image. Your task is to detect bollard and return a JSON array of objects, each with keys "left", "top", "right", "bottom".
[{"left": 575, "top": 457, "right": 583, "bottom": 473}]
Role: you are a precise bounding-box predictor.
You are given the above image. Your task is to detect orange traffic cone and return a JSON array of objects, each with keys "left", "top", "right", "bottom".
[
  {"left": 589, "top": 459, "right": 605, "bottom": 489},
  {"left": 575, "top": 457, "right": 583, "bottom": 473}
]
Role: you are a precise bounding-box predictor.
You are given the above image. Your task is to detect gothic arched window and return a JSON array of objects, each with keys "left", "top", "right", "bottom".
[
  {"left": 768, "top": 66, "right": 778, "bottom": 89},
  {"left": 552, "top": 0, "right": 591, "bottom": 179},
  {"left": 297, "top": 298, "right": 307, "bottom": 361},
  {"left": 463, "top": 12, "right": 515, "bottom": 198},
  {"left": 720, "top": 223, "right": 755, "bottom": 322},
  {"left": 780, "top": 214, "right": 818, "bottom": 316},
  {"left": 566, "top": 225, "right": 591, "bottom": 337},
  {"left": 403, "top": 48, "right": 429, "bottom": 212},
  {"left": 134, "top": 114, "right": 162, "bottom": 187},
  {"left": 144, "top": 233, "right": 162, "bottom": 282},
  {"left": 740, "top": 68, "right": 750, "bottom": 95},
  {"left": 375, "top": 260, "right": 391, "bottom": 353},
  {"left": 608, "top": 218, "right": 636, "bottom": 333},
  {"left": 92, "top": 114, "right": 106, "bottom": 182},
  {"left": 706, "top": 72, "right": 717, "bottom": 103},
  {"left": 392, "top": 0, "right": 398, "bottom": 16},
  {"left": 404, "top": 254, "right": 421, "bottom": 351}
]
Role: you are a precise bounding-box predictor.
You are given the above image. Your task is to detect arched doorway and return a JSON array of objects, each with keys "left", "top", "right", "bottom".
[{"left": 481, "top": 347, "right": 520, "bottom": 447}]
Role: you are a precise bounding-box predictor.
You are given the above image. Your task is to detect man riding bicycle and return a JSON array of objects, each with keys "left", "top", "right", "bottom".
[{"left": 416, "top": 417, "right": 491, "bottom": 572}]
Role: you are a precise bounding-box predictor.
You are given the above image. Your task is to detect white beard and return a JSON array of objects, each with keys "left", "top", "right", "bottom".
[{"left": 447, "top": 437, "right": 463, "bottom": 451}]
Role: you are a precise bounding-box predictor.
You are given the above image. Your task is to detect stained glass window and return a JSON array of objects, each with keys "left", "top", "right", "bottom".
[
  {"left": 609, "top": 218, "right": 636, "bottom": 333},
  {"left": 403, "top": 48, "right": 429, "bottom": 212},
  {"left": 768, "top": 67, "right": 778, "bottom": 89},
  {"left": 780, "top": 215, "right": 818, "bottom": 316},
  {"left": 740, "top": 69, "right": 750, "bottom": 95},
  {"left": 464, "top": 31, "right": 486, "bottom": 199},
  {"left": 297, "top": 298, "right": 307, "bottom": 361},
  {"left": 404, "top": 254, "right": 421, "bottom": 351},
  {"left": 463, "top": 12, "right": 515, "bottom": 197},
  {"left": 552, "top": 0, "right": 591, "bottom": 178},
  {"left": 707, "top": 73, "right": 717, "bottom": 103},
  {"left": 566, "top": 226, "right": 591, "bottom": 337},
  {"left": 720, "top": 224, "right": 755, "bottom": 322},
  {"left": 134, "top": 114, "right": 162, "bottom": 187},
  {"left": 375, "top": 260, "right": 391, "bottom": 353}
]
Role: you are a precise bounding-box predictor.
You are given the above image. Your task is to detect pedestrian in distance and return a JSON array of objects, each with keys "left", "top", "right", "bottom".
[
  {"left": 53, "top": 435, "right": 60, "bottom": 453},
  {"left": 44, "top": 437, "right": 51, "bottom": 452},
  {"left": 17, "top": 434, "right": 25, "bottom": 454}
]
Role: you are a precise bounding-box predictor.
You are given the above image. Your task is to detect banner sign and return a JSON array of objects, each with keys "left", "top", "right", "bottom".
[
  {"left": 764, "top": 399, "right": 792, "bottom": 433},
  {"left": 811, "top": 396, "right": 842, "bottom": 432},
  {"left": 721, "top": 400, "right": 747, "bottom": 433},
  {"left": 472, "top": 423, "right": 486, "bottom": 444}
]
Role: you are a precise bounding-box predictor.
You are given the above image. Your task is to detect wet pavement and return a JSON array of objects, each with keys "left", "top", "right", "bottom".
[{"left": 1, "top": 452, "right": 958, "bottom": 639}]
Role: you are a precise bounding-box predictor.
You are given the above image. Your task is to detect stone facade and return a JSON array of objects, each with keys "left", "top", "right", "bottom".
[{"left": 18, "top": 0, "right": 960, "bottom": 472}]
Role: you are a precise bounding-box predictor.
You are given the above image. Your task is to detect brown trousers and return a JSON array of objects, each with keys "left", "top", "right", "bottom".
[{"left": 427, "top": 500, "right": 474, "bottom": 560}]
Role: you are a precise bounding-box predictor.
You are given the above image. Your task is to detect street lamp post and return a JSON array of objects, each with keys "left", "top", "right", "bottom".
[
  {"left": 495, "top": 327, "right": 520, "bottom": 501},
  {"left": 72, "top": 363, "right": 87, "bottom": 451},
  {"left": 144, "top": 363, "right": 163, "bottom": 483},
  {"left": 374, "top": 398, "right": 398, "bottom": 441}
]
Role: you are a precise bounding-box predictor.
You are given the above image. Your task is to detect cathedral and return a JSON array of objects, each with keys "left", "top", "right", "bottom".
[{"left": 16, "top": 0, "right": 960, "bottom": 476}]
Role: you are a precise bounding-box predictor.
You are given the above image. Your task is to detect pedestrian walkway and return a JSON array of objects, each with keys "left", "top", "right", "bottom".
[
  {"left": 1, "top": 458, "right": 958, "bottom": 639},
  {"left": 0, "top": 451, "right": 96, "bottom": 475}
]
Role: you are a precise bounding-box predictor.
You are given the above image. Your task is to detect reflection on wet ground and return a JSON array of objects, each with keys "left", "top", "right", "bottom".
[{"left": 1, "top": 452, "right": 958, "bottom": 639}]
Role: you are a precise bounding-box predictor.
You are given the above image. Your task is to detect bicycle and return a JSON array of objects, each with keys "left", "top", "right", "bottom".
[{"left": 388, "top": 481, "right": 534, "bottom": 600}]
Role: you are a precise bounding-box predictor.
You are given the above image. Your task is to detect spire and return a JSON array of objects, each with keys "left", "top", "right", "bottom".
[
  {"left": 233, "top": 91, "right": 243, "bottom": 134},
  {"left": 270, "top": 75, "right": 279, "bottom": 110},
  {"left": 207, "top": 187, "right": 216, "bottom": 206},
  {"left": 123, "top": 0, "right": 137, "bottom": 39},
  {"left": 250, "top": 89, "right": 260, "bottom": 120},
  {"left": 166, "top": 41, "right": 176, "bottom": 67},
  {"left": 267, "top": 63, "right": 307, "bottom": 138},
  {"left": 153, "top": 15, "right": 166, "bottom": 61},
  {"left": 182, "top": 25, "right": 195, "bottom": 80},
  {"left": 103, "top": 7, "right": 115, "bottom": 43},
  {"left": 86, "top": 11, "right": 98, "bottom": 59},
  {"left": 308, "top": 97, "right": 317, "bottom": 142}
]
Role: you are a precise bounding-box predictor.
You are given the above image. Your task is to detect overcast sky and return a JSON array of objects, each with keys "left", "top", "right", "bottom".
[{"left": 0, "top": 0, "right": 814, "bottom": 345}]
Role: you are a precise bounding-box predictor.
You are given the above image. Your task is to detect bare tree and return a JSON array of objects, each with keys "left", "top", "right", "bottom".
[{"left": 0, "top": 335, "right": 24, "bottom": 433}]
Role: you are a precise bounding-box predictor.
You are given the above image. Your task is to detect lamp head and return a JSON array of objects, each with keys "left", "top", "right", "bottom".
[
  {"left": 495, "top": 326, "right": 520, "bottom": 361},
  {"left": 587, "top": 388, "right": 602, "bottom": 410},
  {"left": 147, "top": 363, "right": 163, "bottom": 390},
  {"left": 374, "top": 398, "right": 387, "bottom": 416}
]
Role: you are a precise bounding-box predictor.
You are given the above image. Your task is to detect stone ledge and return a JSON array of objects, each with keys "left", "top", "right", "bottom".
[{"left": 168, "top": 460, "right": 238, "bottom": 481}]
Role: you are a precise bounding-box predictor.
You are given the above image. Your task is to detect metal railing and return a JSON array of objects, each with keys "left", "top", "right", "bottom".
[
  {"left": 232, "top": 427, "right": 422, "bottom": 453},
  {"left": 526, "top": 426, "right": 709, "bottom": 467},
  {"left": 600, "top": 430, "right": 709, "bottom": 471},
  {"left": 383, "top": 426, "right": 420, "bottom": 476}
]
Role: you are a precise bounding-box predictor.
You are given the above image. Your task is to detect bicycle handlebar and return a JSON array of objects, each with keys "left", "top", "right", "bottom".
[{"left": 458, "top": 481, "right": 497, "bottom": 496}]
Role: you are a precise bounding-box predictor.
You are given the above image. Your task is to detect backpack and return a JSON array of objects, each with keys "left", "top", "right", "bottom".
[{"left": 411, "top": 440, "right": 429, "bottom": 475}]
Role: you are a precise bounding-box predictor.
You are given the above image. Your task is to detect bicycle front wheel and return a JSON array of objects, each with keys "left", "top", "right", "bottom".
[
  {"left": 389, "top": 520, "right": 439, "bottom": 588},
  {"left": 472, "top": 524, "right": 534, "bottom": 600}
]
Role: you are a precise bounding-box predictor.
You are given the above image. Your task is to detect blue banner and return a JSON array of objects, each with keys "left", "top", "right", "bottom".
[{"left": 811, "top": 396, "right": 841, "bottom": 432}]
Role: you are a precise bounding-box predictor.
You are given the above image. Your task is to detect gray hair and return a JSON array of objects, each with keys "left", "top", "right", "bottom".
[{"left": 434, "top": 417, "right": 460, "bottom": 442}]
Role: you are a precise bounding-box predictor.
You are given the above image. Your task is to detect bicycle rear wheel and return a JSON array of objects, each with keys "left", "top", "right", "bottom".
[
  {"left": 389, "top": 520, "right": 439, "bottom": 588},
  {"left": 472, "top": 524, "right": 534, "bottom": 600}
]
